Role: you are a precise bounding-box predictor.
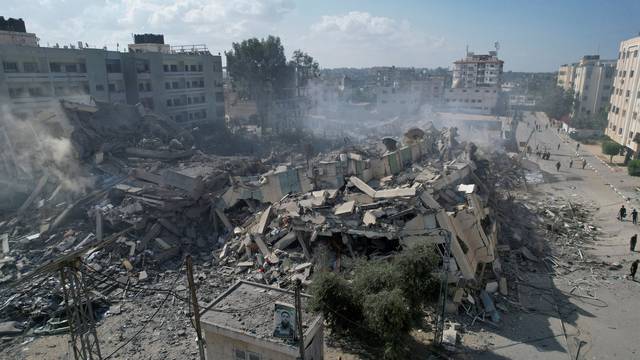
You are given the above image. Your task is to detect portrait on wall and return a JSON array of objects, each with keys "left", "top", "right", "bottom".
[{"left": 273, "top": 302, "right": 296, "bottom": 339}]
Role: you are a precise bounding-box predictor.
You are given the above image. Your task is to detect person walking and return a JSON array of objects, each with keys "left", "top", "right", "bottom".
[
  {"left": 630, "top": 259, "right": 640, "bottom": 280},
  {"left": 557, "top": 143, "right": 561, "bottom": 150},
  {"left": 631, "top": 234, "right": 638, "bottom": 251},
  {"left": 633, "top": 209, "right": 639, "bottom": 225},
  {"left": 555, "top": 161, "right": 561, "bottom": 171},
  {"left": 576, "top": 143, "right": 581, "bottom": 151},
  {"left": 619, "top": 205, "right": 627, "bottom": 221},
  {"left": 582, "top": 159, "right": 587, "bottom": 169},
  {"left": 569, "top": 159, "right": 574, "bottom": 168}
]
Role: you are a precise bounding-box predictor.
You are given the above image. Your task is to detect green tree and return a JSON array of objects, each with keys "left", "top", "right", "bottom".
[
  {"left": 225, "top": 36, "right": 291, "bottom": 129},
  {"left": 628, "top": 159, "right": 640, "bottom": 176},
  {"left": 394, "top": 243, "right": 441, "bottom": 309},
  {"left": 362, "top": 289, "right": 412, "bottom": 359},
  {"left": 602, "top": 141, "right": 622, "bottom": 164},
  {"left": 290, "top": 50, "right": 320, "bottom": 96},
  {"left": 308, "top": 272, "right": 363, "bottom": 334}
]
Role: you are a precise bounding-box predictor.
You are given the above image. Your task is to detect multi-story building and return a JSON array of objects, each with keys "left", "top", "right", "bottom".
[
  {"left": 557, "top": 63, "right": 577, "bottom": 91},
  {"left": 0, "top": 18, "right": 224, "bottom": 126},
  {"left": 606, "top": 36, "right": 640, "bottom": 155},
  {"left": 444, "top": 51, "right": 504, "bottom": 115},
  {"left": 451, "top": 51, "right": 503, "bottom": 89},
  {"left": 571, "top": 55, "right": 615, "bottom": 117}
]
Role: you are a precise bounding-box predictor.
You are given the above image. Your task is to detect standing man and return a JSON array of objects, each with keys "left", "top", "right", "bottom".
[
  {"left": 569, "top": 159, "right": 574, "bottom": 168},
  {"left": 633, "top": 209, "right": 639, "bottom": 225},
  {"left": 557, "top": 143, "right": 561, "bottom": 150},
  {"left": 630, "top": 259, "right": 639, "bottom": 280},
  {"left": 582, "top": 159, "right": 587, "bottom": 169},
  {"left": 631, "top": 234, "right": 638, "bottom": 251},
  {"left": 576, "top": 143, "right": 581, "bottom": 151},
  {"left": 619, "top": 205, "right": 627, "bottom": 221},
  {"left": 555, "top": 161, "right": 561, "bottom": 172}
]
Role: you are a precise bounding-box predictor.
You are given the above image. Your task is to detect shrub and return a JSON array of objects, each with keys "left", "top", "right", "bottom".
[
  {"left": 352, "top": 259, "right": 397, "bottom": 296},
  {"left": 602, "top": 141, "right": 622, "bottom": 164},
  {"left": 394, "top": 243, "right": 441, "bottom": 308},
  {"left": 362, "top": 289, "right": 412, "bottom": 359},
  {"left": 308, "top": 272, "right": 362, "bottom": 334},
  {"left": 629, "top": 159, "right": 640, "bottom": 176}
]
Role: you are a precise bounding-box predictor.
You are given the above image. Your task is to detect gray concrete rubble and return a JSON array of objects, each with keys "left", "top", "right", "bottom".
[{"left": 0, "top": 101, "right": 510, "bottom": 357}]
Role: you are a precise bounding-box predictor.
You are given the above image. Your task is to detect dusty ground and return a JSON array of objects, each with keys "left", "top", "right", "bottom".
[{"left": 458, "top": 112, "right": 640, "bottom": 359}]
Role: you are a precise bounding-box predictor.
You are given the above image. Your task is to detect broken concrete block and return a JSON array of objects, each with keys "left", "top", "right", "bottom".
[
  {"left": 237, "top": 261, "right": 254, "bottom": 267},
  {"left": 485, "top": 281, "right": 499, "bottom": 294},
  {"left": 334, "top": 201, "right": 356, "bottom": 215},
  {"left": 122, "top": 259, "right": 133, "bottom": 271},
  {"left": 138, "top": 271, "right": 148, "bottom": 281},
  {"left": 0, "top": 321, "right": 23, "bottom": 336},
  {"left": 274, "top": 232, "right": 297, "bottom": 250},
  {"left": 499, "top": 277, "right": 508, "bottom": 295},
  {"left": 1, "top": 233, "right": 8, "bottom": 254},
  {"left": 253, "top": 206, "right": 272, "bottom": 235}
]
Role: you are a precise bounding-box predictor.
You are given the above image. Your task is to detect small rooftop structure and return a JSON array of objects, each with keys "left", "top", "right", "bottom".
[{"left": 201, "top": 281, "right": 324, "bottom": 360}]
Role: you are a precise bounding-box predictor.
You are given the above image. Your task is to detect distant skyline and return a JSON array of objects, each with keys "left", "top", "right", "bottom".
[{"left": 5, "top": 0, "right": 640, "bottom": 72}]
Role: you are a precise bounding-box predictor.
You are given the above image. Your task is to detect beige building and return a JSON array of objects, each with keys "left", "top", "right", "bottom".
[
  {"left": 201, "top": 281, "right": 324, "bottom": 360},
  {"left": 571, "top": 55, "right": 615, "bottom": 117},
  {"left": 0, "top": 19, "right": 224, "bottom": 126},
  {"left": 557, "top": 63, "right": 577, "bottom": 90},
  {"left": 606, "top": 36, "right": 640, "bottom": 154},
  {"left": 444, "top": 50, "right": 504, "bottom": 115}
]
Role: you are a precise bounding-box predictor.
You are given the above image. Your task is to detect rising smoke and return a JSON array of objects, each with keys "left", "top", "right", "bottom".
[{"left": 0, "top": 100, "right": 94, "bottom": 202}]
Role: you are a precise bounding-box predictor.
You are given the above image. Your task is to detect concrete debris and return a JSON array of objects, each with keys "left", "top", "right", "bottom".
[{"left": 0, "top": 106, "right": 509, "bottom": 358}]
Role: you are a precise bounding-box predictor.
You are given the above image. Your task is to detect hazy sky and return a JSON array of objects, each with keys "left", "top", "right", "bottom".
[{"left": 5, "top": 0, "right": 640, "bottom": 71}]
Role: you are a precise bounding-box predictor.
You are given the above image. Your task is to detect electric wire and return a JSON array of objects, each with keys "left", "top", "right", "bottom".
[{"left": 102, "top": 261, "right": 183, "bottom": 360}]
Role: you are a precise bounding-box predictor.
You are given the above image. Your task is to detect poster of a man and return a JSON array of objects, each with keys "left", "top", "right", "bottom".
[{"left": 273, "top": 303, "right": 296, "bottom": 339}]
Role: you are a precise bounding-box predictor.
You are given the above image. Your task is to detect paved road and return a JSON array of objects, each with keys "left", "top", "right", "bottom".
[{"left": 477, "top": 112, "right": 640, "bottom": 360}]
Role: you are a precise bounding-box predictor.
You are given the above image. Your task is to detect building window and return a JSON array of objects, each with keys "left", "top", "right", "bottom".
[
  {"left": 96, "top": 84, "right": 105, "bottom": 91},
  {"left": 108, "top": 83, "right": 116, "bottom": 92},
  {"left": 627, "top": 90, "right": 631, "bottom": 97},
  {"left": 631, "top": 71, "right": 635, "bottom": 78},
  {"left": 8, "top": 87, "right": 24, "bottom": 98},
  {"left": 28, "top": 87, "right": 44, "bottom": 97},
  {"left": 170, "top": 64, "right": 178, "bottom": 72},
  {"left": 172, "top": 81, "right": 179, "bottom": 89},
  {"left": 106, "top": 59, "right": 122, "bottom": 73},
  {"left": 3, "top": 61, "right": 18, "bottom": 72},
  {"left": 23, "top": 62, "right": 38, "bottom": 72},
  {"left": 198, "top": 64, "right": 203, "bottom": 72},
  {"left": 163, "top": 64, "right": 169, "bottom": 72},
  {"left": 136, "top": 60, "right": 150, "bottom": 73},
  {"left": 165, "top": 82, "right": 170, "bottom": 90},
  {"left": 166, "top": 99, "right": 172, "bottom": 107},
  {"left": 190, "top": 64, "right": 197, "bottom": 72}
]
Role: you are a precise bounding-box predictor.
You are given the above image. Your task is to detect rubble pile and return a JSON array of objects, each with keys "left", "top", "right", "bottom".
[{"left": 0, "top": 102, "right": 510, "bottom": 357}]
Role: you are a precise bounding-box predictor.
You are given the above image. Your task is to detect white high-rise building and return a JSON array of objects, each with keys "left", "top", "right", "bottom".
[
  {"left": 605, "top": 36, "right": 640, "bottom": 154},
  {"left": 571, "top": 55, "right": 615, "bottom": 117},
  {"left": 444, "top": 50, "right": 504, "bottom": 115}
]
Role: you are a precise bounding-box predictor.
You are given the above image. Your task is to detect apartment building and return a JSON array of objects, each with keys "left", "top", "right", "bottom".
[
  {"left": 444, "top": 51, "right": 504, "bottom": 115},
  {"left": 557, "top": 63, "right": 577, "bottom": 91},
  {"left": 0, "top": 18, "right": 224, "bottom": 126},
  {"left": 606, "top": 36, "right": 640, "bottom": 154},
  {"left": 571, "top": 55, "right": 615, "bottom": 117}
]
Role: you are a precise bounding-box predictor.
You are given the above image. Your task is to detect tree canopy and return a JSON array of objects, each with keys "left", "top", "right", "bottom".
[{"left": 225, "top": 36, "right": 292, "bottom": 99}]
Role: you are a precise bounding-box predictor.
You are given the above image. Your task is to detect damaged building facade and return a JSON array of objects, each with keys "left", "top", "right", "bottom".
[
  {"left": 217, "top": 125, "right": 499, "bottom": 298},
  {"left": 0, "top": 18, "right": 224, "bottom": 126}
]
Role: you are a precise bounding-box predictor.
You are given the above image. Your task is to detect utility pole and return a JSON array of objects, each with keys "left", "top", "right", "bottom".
[
  {"left": 186, "top": 255, "right": 206, "bottom": 360},
  {"left": 294, "top": 279, "right": 305, "bottom": 360}
]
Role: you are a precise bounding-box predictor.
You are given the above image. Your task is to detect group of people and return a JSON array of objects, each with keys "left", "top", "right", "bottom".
[{"left": 618, "top": 205, "right": 640, "bottom": 280}]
